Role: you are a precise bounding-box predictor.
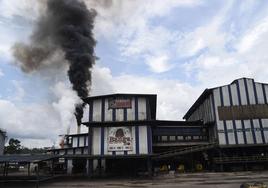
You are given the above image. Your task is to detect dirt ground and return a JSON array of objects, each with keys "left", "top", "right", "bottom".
[{"left": 2, "top": 171, "right": 268, "bottom": 188}]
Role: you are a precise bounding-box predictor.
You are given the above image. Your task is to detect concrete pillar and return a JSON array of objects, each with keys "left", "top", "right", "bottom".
[
  {"left": 147, "top": 158, "right": 153, "bottom": 177},
  {"left": 86, "top": 159, "right": 93, "bottom": 177},
  {"left": 67, "top": 159, "right": 73, "bottom": 174}
]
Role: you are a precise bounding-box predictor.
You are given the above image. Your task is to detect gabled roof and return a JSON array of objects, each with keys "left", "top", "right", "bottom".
[
  {"left": 83, "top": 93, "right": 157, "bottom": 120},
  {"left": 183, "top": 89, "right": 213, "bottom": 120},
  {"left": 183, "top": 77, "right": 258, "bottom": 120}
]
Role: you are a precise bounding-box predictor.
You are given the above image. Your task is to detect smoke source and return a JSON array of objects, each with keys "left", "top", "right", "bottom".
[{"left": 12, "top": 0, "right": 96, "bottom": 125}]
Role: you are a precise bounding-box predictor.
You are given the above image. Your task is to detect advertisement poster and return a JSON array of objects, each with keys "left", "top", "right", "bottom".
[{"left": 108, "top": 127, "right": 133, "bottom": 151}]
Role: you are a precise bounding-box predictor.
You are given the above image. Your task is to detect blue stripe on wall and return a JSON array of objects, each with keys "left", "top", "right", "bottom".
[
  {"left": 124, "top": 108, "right": 128, "bottom": 155},
  {"left": 236, "top": 81, "right": 247, "bottom": 144},
  {"left": 88, "top": 100, "right": 93, "bottom": 155},
  {"left": 135, "top": 97, "right": 140, "bottom": 154},
  {"left": 262, "top": 84, "right": 267, "bottom": 104},
  {"left": 101, "top": 98, "right": 105, "bottom": 156},
  {"left": 219, "top": 87, "right": 229, "bottom": 145},
  {"left": 211, "top": 92, "right": 218, "bottom": 141},
  {"left": 146, "top": 98, "right": 152, "bottom": 154},
  {"left": 252, "top": 81, "right": 265, "bottom": 144},
  {"left": 244, "top": 78, "right": 257, "bottom": 144},
  {"left": 228, "top": 85, "right": 238, "bottom": 145}
]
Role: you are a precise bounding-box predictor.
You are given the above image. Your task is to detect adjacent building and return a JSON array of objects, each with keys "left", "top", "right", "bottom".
[
  {"left": 50, "top": 78, "right": 268, "bottom": 174},
  {"left": 0, "top": 129, "right": 7, "bottom": 155}
]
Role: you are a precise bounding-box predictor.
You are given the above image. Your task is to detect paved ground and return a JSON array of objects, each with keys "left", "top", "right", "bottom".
[{"left": 2, "top": 171, "right": 268, "bottom": 188}]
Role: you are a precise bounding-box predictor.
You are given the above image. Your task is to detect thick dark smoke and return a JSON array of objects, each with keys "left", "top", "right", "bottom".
[{"left": 12, "top": 0, "right": 96, "bottom": 125}]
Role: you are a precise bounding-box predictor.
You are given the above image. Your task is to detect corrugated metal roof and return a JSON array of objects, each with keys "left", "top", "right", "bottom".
[{"left": 0, "top": 154, "right": 58, "bottom": 163}]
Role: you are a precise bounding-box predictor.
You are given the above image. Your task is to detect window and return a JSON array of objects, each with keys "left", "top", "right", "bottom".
[
  {"left": 177, "top": 136, "right": 183, "bottom": 140},
  {"left": 169, "top": 136, "right": 176, "bottom": 141},
  {"left": 162, "top": 136, "right": 168, "bottom": 141}
]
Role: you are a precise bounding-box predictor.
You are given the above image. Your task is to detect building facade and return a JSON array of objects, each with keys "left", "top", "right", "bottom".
[
  {"left": 50, "top": 78, "right": 268, "bottom": 174},
  {"left": 0, "top": 130, "right": 6, "bottom": 155},
  {"left": 184, "top": 77, "right": 268, "bottom": 146}
]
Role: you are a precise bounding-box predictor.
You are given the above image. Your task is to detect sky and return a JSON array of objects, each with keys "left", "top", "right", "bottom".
[{"left": 1, "top": 0, "right": 268, "bottom": 148}]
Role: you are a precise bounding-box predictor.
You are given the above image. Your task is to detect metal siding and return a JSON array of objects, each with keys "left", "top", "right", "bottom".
[
  {"left": 72, "top": 137, "right": 78, "bottom": 148},
  {"left": 262, "top": 119, "right": 268, "bottom": 143},
  {"left": 213, "top": 88, "right": 226, "bottom": 145},
  {"left": 253, "top": 119, "right": 263, "bottom": 144},
  {"left": 116, "top": 109, "right": 124, "bottom": 121},
  {"left": 247, "top": 79, "right": 256, "bottom": 104},
  {"left": 126, "top": 97, "right": 135, "bottom": 121},
  {"left": 244, "top": 79, "right": 257, "bottom": 144},
  {"left": 93, "top": 99, "right": 102, "bottom": 121},
  {"left": 103, "top": 127, "right": 109, "bottom": 155},
  {"left": 209, "top": 94, "right": 215, "bottom": 122},
  {"left": 135, "top": 97, "right": 140, "bottom": 154},
  {"left": 128, "top": 126, "right": 136, "bottom": 155},
  {"left": 138, "top": 97, "right": 147, "bottom": 120},
  {"left": 79, "top": 136, "right": 84, "bottom": 147},
  {"left": 263, "top": 85, "right": 268, "bottom": 103},
  {"left": 238, "top": 79, "right": 247, "bottom": 105},
  {"left": 220, "top": 87, "right": 229, "bottom": 145},
  {"left": 252, "top": 81, "right": 265, "bottom": 144},
  {"left": 139, "top": 126, "right": 148, "bottom": 154},
  {"left": 226, "top": 121, "right": 235, "bottom": 145},
  {"left": 104, "top": 99, "right": 112, "bottom": 121},
  {"left": 235, "top": 121, "right": 244, "bottom": 144},
  {"left": 222, "top": 86, "right": 235, "bottom": 144},
  {"left": 256, "top": 83, "right": 265, "bottom": 104},
  {"left": 92, "top": 128, "right": 101, "bottom": 155},
  {"left": 244, "top": 120, "right": 254, "bottom": 144}
]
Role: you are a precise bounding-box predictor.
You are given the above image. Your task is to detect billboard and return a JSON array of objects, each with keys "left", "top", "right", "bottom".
[
  {"left": 108, "top": 127, "right": 133, "bottom": 151},
  {"left": 108, "top": 98, "right": 132, "bottom": 109}
]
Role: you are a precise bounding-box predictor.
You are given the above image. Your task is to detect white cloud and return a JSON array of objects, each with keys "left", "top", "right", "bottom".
[
  {"left": 0, "top": 99, "right": 61, "bottom": 147},
  {"left": 0, "top": 69, "right": 4, "bottom": 77},
  {"left": 145, "top": 54, "right": 172, "bottom": 73},
  {"left": 92, "top": 65, "right": 201, "bottom": 120},
  {"left": 91, "top": 0, "right": 202, "bottom": 73},
  {"left": 0, "top": 0, "right": 44, "bottom": 21},
  {"left": 10, "top": 80, "right": 25, "bottom": 101},
  {"left": 236, "top": 16, "right": 268, "bottom": 53}
]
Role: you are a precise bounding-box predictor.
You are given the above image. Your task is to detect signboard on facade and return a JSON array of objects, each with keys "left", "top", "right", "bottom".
[
  {"left": 107, "top": 127, "right": 132, "bottom": 151},
  {"left": 108, "top": 98, "right": 132, "bottom": 109},
  {"left": 218, "top": 104, "right": 268, "bottom": 120}
]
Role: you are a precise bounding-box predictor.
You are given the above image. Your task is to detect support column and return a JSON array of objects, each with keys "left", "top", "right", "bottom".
[
  {"left": 147, "top": 157, "right": 153, "bottom": 177},
  {"left": 67, "top": 159, "right": 72, "bottom": 174},
  {"left": 86, "top": 159, "right": 93, "bottom": 177}
]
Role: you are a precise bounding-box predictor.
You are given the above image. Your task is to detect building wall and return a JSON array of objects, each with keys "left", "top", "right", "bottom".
[
  {"left": 213, "top": 78, "right": 268, "bottom": 145},
  {"left": 87, "top": 96, "right": 152, "bottom": 156},
  {"left": 186, "top": 78, "right": 268, "bottom": 146},
  {"left": 187, "top": 94, "right": 215, "bottom": 124},
  {"left": 0, "top": 131, "right": 5, "bottom": 155}
]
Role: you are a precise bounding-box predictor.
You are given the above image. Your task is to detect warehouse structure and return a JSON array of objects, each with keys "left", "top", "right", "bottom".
[
  {"left": 183, "top": 77, "right": 268, "bottom": 171},
  {"left": 0, "top": 129, "right": 6, "bottom": 155},
  {"left": 49, "top": 77, "right": 268, "bottom": 175}
]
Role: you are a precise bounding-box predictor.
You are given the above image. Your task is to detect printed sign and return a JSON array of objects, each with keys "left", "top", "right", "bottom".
[
  {"left": 108, "top": 127, "right": 133, "bottom": 151},
  {"left": 108, "top": 98, "right": 132, "bottom": 109}
]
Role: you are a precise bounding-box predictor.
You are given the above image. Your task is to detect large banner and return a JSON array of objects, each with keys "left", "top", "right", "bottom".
[{"left": 108, "top": 127, "right": 133, "bottom": 151}]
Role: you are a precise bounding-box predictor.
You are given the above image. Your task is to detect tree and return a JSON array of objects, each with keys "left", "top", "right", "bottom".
[{"left": 4, "top": 138, "right": 22, "bottom": 154}]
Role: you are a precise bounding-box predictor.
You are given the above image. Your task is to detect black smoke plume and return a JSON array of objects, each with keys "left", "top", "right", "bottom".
[{"left": 13, "top": 0, "right": 96, "bottom": 125}]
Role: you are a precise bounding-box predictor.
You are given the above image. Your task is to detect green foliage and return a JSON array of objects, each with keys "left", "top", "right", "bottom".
[
  {"left": 4, "top": 138, "right": 46, "bottom": 154},
  {"left": 4, "top": 138, "right": 21, "bottom": 154}
]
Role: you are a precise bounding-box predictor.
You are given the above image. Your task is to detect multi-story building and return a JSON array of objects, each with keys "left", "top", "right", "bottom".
[{"left": 50, "top": 78, "right": 268, "bottom": 174}]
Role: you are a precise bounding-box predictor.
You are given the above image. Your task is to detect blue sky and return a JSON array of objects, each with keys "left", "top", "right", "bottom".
[{"left": 1, "top": 0, "right": 268, "bottom": 147}]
